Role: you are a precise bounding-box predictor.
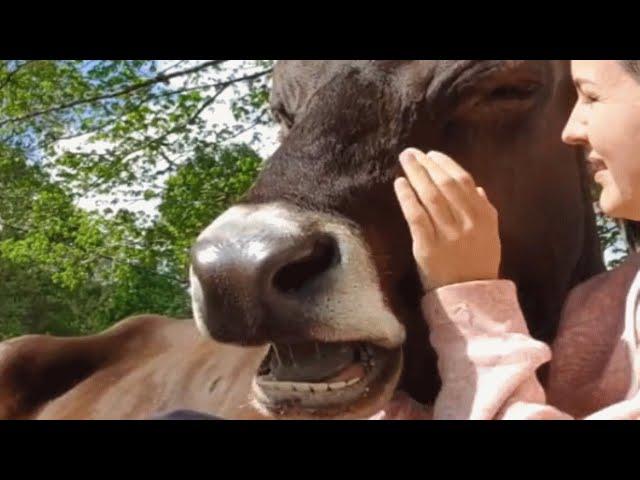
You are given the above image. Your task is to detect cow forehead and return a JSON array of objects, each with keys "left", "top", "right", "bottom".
[
  {"left": 256, "top": 60, "right": 572, "bottom": 211},
  {"left": 271, "top": 60, "right": 567, "bottom": 105},
  {"left": 273, "top": 60, "right": 437, "bottom": 81},
  {"left": 271, "top": 61, "right": 430, "bottom": 113},
  {"left": 273, "top": 59, "right": 559, "bottom": 78}
]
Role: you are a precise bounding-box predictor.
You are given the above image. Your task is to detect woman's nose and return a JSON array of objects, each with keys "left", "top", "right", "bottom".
[{"left": 561, "top": 105, "right": 588, "bottom": 146}]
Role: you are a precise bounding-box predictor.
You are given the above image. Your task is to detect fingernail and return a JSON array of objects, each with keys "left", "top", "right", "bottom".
[
  {"left": 399, "top": 149, "right": 415, "bottom": 164},
  {"left": 427, "top": 150, "right": 442, "bottom": 161}
]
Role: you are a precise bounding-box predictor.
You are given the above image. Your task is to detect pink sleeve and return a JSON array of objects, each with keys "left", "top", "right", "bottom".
[
  {"left": 582, "top": 394, "right": 640, "bottom": 420},
  {"left": 371, "top": 279, "right": 640, "bottom": 420},
  {"left": 421, "top": 280, "right": 572, "bottom": 420}
]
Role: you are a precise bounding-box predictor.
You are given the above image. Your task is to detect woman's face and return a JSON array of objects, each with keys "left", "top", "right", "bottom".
[{"left": 562, "top": 60, "right": 640, "bottom": 221}]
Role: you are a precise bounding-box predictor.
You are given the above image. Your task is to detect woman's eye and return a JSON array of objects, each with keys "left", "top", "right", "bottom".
[{"left": 584, "top": 93, "right": 600, "bottom": 103}]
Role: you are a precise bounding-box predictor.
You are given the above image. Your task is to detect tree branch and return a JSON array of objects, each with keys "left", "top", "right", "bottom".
[
  {"left": 147, "top": 112, "right": 268, "bottom": 183},
  {"left": 156, "top": 60, "right": 188, "bottom": 77},
  {"left": 37, "top": 90, "right": 153, "bottom": 151},
  {"left": 147, "top": 67, "right": 273, "bottom": 101},
  {"left": 43, "top": 65, "right": 273, "bottom": 195},
  {"left": 0, "top": 60, "right": 39, "bottom": 91},
  {"left": 0, "top": 60, "right": 226, "bottom": 128},
  {"left": 218, "top": 111, "right": 269, "bottom": 144},
  {"left": 33, "top": 67, "right": 273, "bottom": 153},
  {"left": 117, "top": 80, "right": 235, "bottom": 157}
]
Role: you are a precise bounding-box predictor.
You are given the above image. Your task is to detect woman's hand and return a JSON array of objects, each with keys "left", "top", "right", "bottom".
[{"left": 394, "top": 148, "right": 502, "bottom": 291}]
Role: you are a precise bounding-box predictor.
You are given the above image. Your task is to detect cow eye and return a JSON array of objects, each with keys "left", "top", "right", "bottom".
[
  {"left": 450, "top": 60, "right": 553, "bottom": 124},
  {"left": 465, "top": 80, "right": 542, "bottom": 114},
  {"left": 272, "top": 105, "right": 294, "bottom": 130},
  {"left": 485, "top": 82, "right": 541, "bottom": 103},
  {"left": 271, "top": 105, "right": 295, "bottom": 141}
]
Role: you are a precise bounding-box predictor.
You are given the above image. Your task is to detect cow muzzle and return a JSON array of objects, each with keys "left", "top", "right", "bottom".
[{"left": 190, "top": 202, "right": 406, "bottom": 418}]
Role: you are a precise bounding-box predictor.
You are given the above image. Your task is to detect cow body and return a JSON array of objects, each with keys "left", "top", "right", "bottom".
[
  {"left": 0, "top": 61, "right": 607, "bottom": 419},
  {"left": 0, "top": 316, "right": 269, "bottom": 419}
]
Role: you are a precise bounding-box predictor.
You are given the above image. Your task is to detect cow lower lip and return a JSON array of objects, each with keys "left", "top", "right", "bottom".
[{"left": 251, "top": 342, "right": 402, "bottom": 416}]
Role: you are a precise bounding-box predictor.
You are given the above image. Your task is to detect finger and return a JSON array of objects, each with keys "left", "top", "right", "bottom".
[
  {"left": 428, "top": 150, "right": 496, "bottom": 218},
  {"left": 475, "top": 186, "right": 499, "bottom": 217},
  {"left": 414, "top": 151, "right": 476, "bottom": 226},
  {"left": 426, "top": 150, "right": 477, "bottom": 191},
  {"left": 475, "top": 186, "right": 493, "bottom": 206},
  {"left": 399, "top": 149, "right": 457, "bottom": 231},
  {"left": 393, "top": 177, "right": 436, "bottom": 242}
]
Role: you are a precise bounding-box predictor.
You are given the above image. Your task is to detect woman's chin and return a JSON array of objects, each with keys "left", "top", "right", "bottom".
[
  {"left": 598, "top": 186, "right": 640, "bottom": 221},
  {"left": 593, "top": 169, "right": 609, "bottom": 185}
]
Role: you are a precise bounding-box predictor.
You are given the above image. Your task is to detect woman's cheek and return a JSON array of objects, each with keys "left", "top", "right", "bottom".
[
  {"left": 588, "top": 103, "right": 640, "bottom": 220},
  {"left": 597, "top": 172, "right": 623, "bottom": 215}
]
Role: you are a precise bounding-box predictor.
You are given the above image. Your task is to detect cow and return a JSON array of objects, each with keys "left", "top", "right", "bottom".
[{"left": 0, "top": 60, "right": 605, "bottom": 420}]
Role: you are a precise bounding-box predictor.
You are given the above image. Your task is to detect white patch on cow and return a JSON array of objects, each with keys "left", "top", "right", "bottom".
[
  {"left": 245, "top": 240, "right": 271, "bottom": 262},
  {"left": 196, "top": 244, "right": 221, "bottom": 265},
  {"left": 311, "top": 218, "right": 406, "bottom": 349},
  {"left": 190, "top": 266, "right": 212, "bottom": 340},
  {"left": 198, "top": 203, "right": 302, "bottom": 242}
]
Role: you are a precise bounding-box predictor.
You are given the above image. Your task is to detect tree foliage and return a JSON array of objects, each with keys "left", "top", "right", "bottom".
[{"left": 0, "top": 60, "right": 272, "bottom": 339}]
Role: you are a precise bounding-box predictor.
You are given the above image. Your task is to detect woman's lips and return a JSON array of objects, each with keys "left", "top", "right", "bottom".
[{"left": 586, "top": 157, "right": 607, "bottom": 177}]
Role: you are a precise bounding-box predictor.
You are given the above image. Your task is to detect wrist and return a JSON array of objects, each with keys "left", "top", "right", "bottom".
[
  {"left": 421, "top": 279, "right": 528, "bottom": 334},
  {"left": 421, "top": 272, "right": 501, "bottom": 292}
]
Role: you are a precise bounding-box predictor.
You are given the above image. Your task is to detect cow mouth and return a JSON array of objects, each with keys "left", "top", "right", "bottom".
[{"left": 251, "top": 341, "right": 402, "bottom": 418}]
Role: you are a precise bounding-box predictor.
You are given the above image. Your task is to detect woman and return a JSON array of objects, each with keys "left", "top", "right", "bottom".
[{"left": 372, "top": 60, "right": 640, "bottom": 420}]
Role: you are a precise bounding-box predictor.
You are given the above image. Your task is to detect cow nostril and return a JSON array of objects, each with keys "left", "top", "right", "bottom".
[{"left": 272, "top": 235, "right": 340, "bottom": 294}]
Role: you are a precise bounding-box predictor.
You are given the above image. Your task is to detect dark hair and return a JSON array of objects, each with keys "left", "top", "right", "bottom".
[{"left": 618, "top": 60, "right": 640, "bottom": 82}]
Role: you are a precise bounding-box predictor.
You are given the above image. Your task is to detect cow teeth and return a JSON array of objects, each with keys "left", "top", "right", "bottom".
[
  {"left": 259, "top": 381, "right": 291, "bottom": 391},
  {"left": 329, "top": 381, "right": 348, "bottom": 389},
  {"left": 259, "top": 378, "right": 361, "bottom": 393}
]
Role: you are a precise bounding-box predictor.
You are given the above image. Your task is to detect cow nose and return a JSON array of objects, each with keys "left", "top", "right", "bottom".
[
  {"left": 269, "top": 233, "right": 339, "bottom": 294},
  {"left": 190, "top": 230, "right": 340, "bottom": 345}
]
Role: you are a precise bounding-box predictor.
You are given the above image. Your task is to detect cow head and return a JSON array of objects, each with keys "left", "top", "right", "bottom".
[{"left": 190, "top": 61, "right": 604, "bottom": 419}]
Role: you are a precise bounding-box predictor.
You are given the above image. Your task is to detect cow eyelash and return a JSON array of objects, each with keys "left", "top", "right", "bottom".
[
  {"left": 484, "top": 82, "right": 541, "bottom": 102},
  {"left": 459, "top": 80, "right": 543, "bottom": 118},
  {"left": 273, "top": 106, "right": 295, "bottom": 129},
  {"left": 452, "top": 74, "right": 543, "bottom": 115}
]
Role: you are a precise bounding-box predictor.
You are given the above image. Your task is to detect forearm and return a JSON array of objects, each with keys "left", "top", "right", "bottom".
[{"left": 422, "top": 279, "right": 565, "bottom": 420}]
